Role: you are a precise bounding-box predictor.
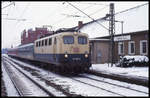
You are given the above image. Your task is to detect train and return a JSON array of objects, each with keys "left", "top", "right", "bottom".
[{"left": 7, "top": 31, "right": 91, "bottom": 73}]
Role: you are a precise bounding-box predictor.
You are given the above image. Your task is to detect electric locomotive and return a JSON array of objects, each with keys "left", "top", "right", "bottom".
[{"left": 34, "top": 31, "right": 91, "bottom": 72}]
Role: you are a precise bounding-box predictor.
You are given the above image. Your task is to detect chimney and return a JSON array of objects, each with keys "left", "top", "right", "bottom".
[{"left": 78, "top": 21, "right": 83, "bottom": 29}]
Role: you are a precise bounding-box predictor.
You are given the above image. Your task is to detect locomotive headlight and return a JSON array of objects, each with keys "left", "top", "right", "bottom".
[
  {"left": 64, "top": 54, "right": 68, "bottom": 58},
  {"left": 85, "top": 54, "right": 88, "bottom": 58},
  {"left": 74, "top": 32, "right": 78, "bottom": 35}
]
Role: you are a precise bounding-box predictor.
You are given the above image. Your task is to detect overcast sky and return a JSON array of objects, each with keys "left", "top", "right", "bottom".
[{"left": 1, "top": 1, "right": 148, "bottom": 49}]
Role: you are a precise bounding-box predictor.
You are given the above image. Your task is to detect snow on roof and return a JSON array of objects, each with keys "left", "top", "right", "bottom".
[
  {"left": 89, "top": 38, "right": 109, "bottom": 41},
  {"left": 79, "top": 3, "right": 148, "bottom": 38}
]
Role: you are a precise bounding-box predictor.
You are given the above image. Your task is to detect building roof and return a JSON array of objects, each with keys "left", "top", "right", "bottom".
[
  {"left": 54, "top": 15, "right": 108, "bottom": 33},
  {"left": 55, "top": 3, "right": 148, "bottom": 38},
  {"left": 95, "top": 30, "right": 148, "bottom": 39},
  {"left": 89, "top": 38, "right": 110, "bottom": 42}
]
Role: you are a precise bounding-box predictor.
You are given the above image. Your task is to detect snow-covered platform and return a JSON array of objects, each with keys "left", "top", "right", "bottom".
[{"left": 89, "top": 64, "right": 148, "bottom": 87}]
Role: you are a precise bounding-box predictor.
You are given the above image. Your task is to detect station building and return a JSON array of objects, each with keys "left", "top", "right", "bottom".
[{"left": 93, "top": 30, "right": 149, "bottom": 63}]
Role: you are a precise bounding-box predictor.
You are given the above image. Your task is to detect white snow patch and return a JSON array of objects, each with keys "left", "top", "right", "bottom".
[
  {"left": 2, "top": 63, "right": 19, "bottom": 96},
  {"left": 90, "top": 63, "right": 149, "bottom": 78},
  {"left": 123, "top": 55, "right": 149, "bottom": 62}
]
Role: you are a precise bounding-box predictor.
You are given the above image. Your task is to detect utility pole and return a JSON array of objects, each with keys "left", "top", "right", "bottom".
[{"left": 108, "top": 3, "right": 115, "bottom": 67}]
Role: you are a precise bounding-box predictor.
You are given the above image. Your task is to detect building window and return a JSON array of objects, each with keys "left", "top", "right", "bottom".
[
  {"left": 140, "top": 40, "right": 148, "bottom": 55},
  {"left": 128, "top": 41, "right": 135, "bottom": 55},
  {"left": 118, "top": 42, "right": 124, "bottom": 55}
]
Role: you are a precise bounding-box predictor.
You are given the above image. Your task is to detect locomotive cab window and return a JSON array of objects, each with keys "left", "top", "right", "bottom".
[
  {"left": 78, "top": 36, "right": 87, "bottom": 44},
  {"left": 63, "top": 36, "right": 74, "bottom": 44}
]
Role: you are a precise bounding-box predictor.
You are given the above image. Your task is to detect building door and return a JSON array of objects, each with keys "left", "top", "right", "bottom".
[{"left": 97, "top": 51, "right": 102, "bottom": 63}]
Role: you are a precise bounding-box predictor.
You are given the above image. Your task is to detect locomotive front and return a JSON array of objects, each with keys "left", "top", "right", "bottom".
[{"left": 59, "top": 32, "right": 91, "bottom": 72}]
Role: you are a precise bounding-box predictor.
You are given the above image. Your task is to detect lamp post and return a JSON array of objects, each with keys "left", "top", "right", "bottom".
[
  {"left": 115, "top": 20, "right": 124, "bottom": 67},
  {"left": 115, "top": 20, "right": 124, "bottom": 36}
]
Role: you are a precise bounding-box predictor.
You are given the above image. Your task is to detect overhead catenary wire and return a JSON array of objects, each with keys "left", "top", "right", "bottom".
[
  {"left": 74, "top": 2, "right": 109, "bottom": 6},
  {"left": 18, "top": 3, "right": 30, "bottom": 20},
  {"left": 14, "top": 2, "right": 30, "bottom": 26},
  {"left": 115, "top": 3, "right": 148, "bottom": 15},
  {"left": 89, "top": 6, "right": 108, "bottom": 16},
  {"left": 52, "top": 3, "right": 96, "bottom": 29},
  {"left": 67, "top": 2, "right": 109, "bottom": 31},
  {"left": 2, "top": 2, "right": 15, "bottom": 9},
  {"left": 2, "top": 18, "right": 26, "bottom": 21},
  {"left": 61, "top": 3, "right": 105, "bottom": 18},
  {"left": 39, "top": 3, "right": 63, "bottom": 25},
  {"left": 73, "top": 4, "right": 95, "bottom": 15}
]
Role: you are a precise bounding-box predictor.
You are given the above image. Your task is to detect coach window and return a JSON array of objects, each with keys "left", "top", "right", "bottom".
[
  {"left": 49, "top": 38, "right": 52, "bottom": 45},
  {"left": 78, "top": 36, "right": 87, "bottom": 44},
  {"left": 140, "top": 40, "right": 148, "bottom": 55},
  {"left": 45, "top": 39, "right": 47, "bottom": 46},
  {"left": 54, "top": 37, "right": 57, "bottom": 44},
  {"left": 42, "top": 40, "right": 44, "bottom": 46},
  {"left": 63, "top": 36, "right": 74, "bottom": 44},
  {"left": 36, "top": 42, "right": 38, "bottom": 47},
  {"left": 39, "top": 41, "right": 40, "bottom": 47},
  {"left": 128, "top": 41, "right": 135, "bottom": 55}
]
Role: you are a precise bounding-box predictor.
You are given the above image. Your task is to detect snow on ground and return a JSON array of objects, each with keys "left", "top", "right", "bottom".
[
  {"left": 1, "top": 62, "right": 19, "bottom": 96},
  {"left": 90, "top": 63, "right": 149, "bottom": 78},
  {"left": 123, "top": 55, "right": 149, "bottom": 62},
  {"left": 2, "top": 55, "right": 149, "bottom": 96}
]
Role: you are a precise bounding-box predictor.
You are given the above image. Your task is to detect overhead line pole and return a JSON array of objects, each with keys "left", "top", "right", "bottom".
[{"left": 108, "top": 3, "right": 115, "bottom": 67}]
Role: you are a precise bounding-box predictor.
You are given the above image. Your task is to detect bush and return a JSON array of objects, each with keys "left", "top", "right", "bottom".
[{"left": 116, "top": 55, "right": 149, "bottom": 67}]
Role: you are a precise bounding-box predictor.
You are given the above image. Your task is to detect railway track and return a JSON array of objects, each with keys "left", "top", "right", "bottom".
[
  {"left": 2, "top": 57, "right": 56, "bottom": 96},
  {"left": 71, "top": 77, "right": 125, "bottom": 96},
  {"left": 87, "top": 70, "right": 148, "bottom": 87},
  {"left": 4, "top": 56, "right": 65, "bottom": 96},
  {"left": 70, "top": 74, "right": 148, "bottom": 96},
  {"left": 2, "top": 56, "right": 81, "bottom": 97},
  {"left": 79, "top": 74, "right": 148, "bottom": 94},
  {"left": 3, "top": 55, "right": 148, "bottom": 96}
]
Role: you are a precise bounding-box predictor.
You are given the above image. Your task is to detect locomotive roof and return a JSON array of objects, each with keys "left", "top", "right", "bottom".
[{"left": 35, "top": 32, "right": 89, "bottom": 42}]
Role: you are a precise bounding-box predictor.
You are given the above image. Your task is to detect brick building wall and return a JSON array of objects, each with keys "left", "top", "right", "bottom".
[
  {"left": 92, "top": 30, "right": 149, "bottom": 64},
  {"left": 21, "top": 27, "right": 53, "bottom": 45},
  {"left": 114, "top": 31, "right": 149, "bottom": 62}
]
